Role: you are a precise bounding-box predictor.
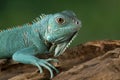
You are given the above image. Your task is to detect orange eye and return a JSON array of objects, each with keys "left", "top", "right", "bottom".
[{"left": 56, "top": 18, "right": 65, "bottom": 24}]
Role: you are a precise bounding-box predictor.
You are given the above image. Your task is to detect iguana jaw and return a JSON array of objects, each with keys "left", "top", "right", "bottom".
[{"left": 54, "top": 31, "right": 78, "bottom": 57}]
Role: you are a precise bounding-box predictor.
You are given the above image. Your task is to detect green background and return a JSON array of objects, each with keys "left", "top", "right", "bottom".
[{"left": 0, "top": 0, "right": 120, "bottom": 46}]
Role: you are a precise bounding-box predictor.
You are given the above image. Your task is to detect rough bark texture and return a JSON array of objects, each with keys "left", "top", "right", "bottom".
[{"left": 0, "top": 40, "right": 120, "bottom": 80}]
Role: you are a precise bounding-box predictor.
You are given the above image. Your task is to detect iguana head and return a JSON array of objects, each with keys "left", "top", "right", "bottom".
[{"left": 44, "top": 10, "right": 81, "bottom": 56}]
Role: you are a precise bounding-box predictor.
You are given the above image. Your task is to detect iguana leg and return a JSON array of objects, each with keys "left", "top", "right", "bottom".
[{"left": 12, "top": 47, "right": 59, "bottom": 78}]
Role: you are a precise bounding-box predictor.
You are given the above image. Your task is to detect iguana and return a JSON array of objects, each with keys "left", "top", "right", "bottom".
[{"left": 0, "top": 10, "right": 81, "bottom": 78}]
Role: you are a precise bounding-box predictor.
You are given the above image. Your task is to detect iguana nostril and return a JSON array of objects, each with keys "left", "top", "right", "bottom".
[
  {"left": 76, "top": 21, "right": 79, "bottom": 25},
  {"left": 72, "top": 19, "right": 80, "bottom": 25}
]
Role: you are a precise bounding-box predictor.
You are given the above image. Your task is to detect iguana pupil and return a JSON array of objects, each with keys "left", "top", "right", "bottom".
[{"left": 56, "top": 17, "right": 65, "bottom": 24}]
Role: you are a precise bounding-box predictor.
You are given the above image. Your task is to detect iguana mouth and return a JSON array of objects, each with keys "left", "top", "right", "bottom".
[
  {"left": 50, "top": 31, "right": 78, "bottom": 57},
  {"left": 43, "top": 29, "right": 78, "bottom": 57}
]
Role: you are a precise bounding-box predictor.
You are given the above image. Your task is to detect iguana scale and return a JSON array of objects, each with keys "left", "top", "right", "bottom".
[{"left": 0, "top": 10, "right": 81, "bottom": 78}]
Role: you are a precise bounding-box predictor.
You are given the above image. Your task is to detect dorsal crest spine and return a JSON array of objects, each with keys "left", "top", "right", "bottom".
[{"left": 32, "top": 14, "right": 46, "bottom": 23}]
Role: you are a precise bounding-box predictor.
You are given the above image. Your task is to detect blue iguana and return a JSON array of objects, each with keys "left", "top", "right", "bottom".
[{"left": 0, "top": 10, "right": 81, "bottom": 78}]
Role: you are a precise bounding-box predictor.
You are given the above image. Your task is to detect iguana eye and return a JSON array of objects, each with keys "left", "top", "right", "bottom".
[{"left": 56, "top": 18, "right": 65, "bottom": 24}]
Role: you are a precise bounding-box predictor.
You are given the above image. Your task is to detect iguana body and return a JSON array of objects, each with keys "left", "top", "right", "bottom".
[{"left": 0, "top": 11, "right": 81, "bottom": 78}]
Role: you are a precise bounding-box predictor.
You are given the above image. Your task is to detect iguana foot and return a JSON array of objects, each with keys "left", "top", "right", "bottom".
[{"left": 35, "top": 58, "right": 59, "bottom": 78}]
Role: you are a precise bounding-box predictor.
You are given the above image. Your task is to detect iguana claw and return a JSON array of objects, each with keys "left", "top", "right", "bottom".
[{"left": 35, "top": 58, "right": 59, "bottom": 78}]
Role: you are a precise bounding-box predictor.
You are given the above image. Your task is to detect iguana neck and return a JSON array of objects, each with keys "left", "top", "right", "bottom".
[{"left": 31, "top": 15, "right": 53, "bottom": 49}]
